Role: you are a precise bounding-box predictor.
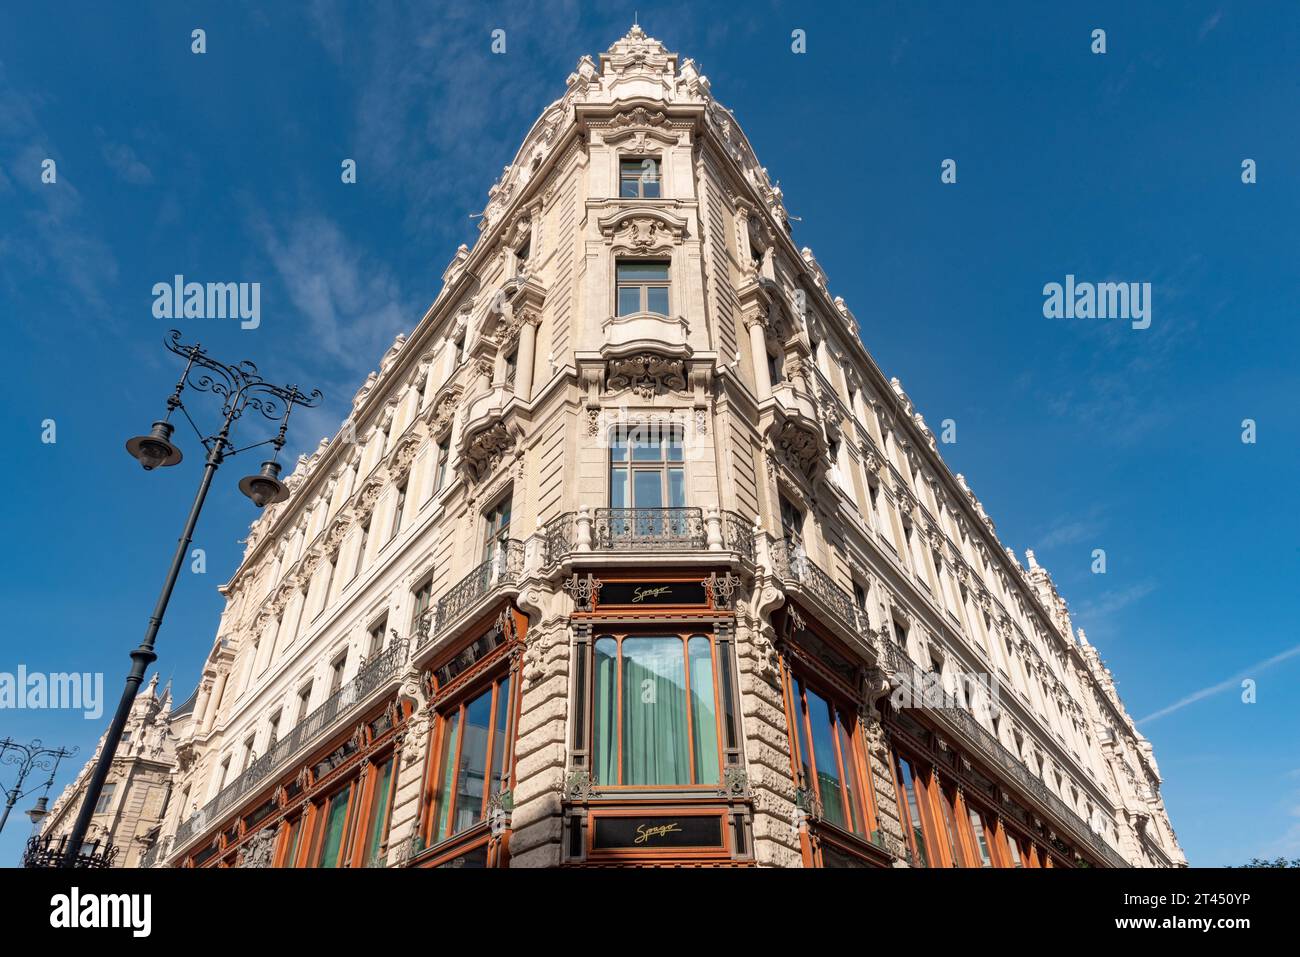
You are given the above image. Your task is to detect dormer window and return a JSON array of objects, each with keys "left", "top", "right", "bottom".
[
  {"left": 616, "top": 260, "right": 669, "bottom": 316},
  {"left": 619, "top": 157, "right": 660, "bottom": 198}
]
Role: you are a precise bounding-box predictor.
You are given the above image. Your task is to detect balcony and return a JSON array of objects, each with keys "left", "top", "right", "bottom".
[
  {"left": 417, "top": 539, "right": 524, "bottom": 651},
  {"left": 172, "top": 640, "right": 406, "bottom": 852},
  {"left": 542, "top": 508, "right": 756, "bottom": 566},
  {"left": 882, "top": 639, "right": 1128, "bottom": 869},
  {"left": 767, "top": 537, "right": 868, "bottom": 643},
  {"left": 22, "top": 833, "right": 118, "bottom": 869}
]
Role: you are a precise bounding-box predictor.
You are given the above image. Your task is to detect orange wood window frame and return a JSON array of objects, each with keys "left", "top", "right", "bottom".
[
  {"left": 890, "top": 750, "right": 942, "bottom": 868},
  {"left": 778, "top": 655, "right": 879, "bottom": 844},
  {"left": 422, "top": 669, "right": 516, "bottom": 848},
  {"left": 586, "top": 629, "right": 726, "bottom": 789}
]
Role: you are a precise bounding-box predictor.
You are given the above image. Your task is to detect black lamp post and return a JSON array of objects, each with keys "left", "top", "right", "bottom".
[
  {"left": 58, "top": 329, "right": 320, "bottom": 867},
  {"left": 0, "top": 739, "right": 76, "bottom": 836}
]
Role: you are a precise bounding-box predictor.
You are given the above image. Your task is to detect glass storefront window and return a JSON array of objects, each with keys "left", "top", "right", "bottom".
[{"left": 591, "top": 633, "right": 722, "bottom": 787}]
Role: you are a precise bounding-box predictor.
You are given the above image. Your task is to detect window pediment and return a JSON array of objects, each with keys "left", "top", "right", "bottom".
[{"left": 598, "top": 206, "right": 688, "bottom": 254}]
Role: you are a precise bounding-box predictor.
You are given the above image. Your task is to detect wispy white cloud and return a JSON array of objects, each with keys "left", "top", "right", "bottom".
[
  {"left": 0, "top": 59, "right": 119, "bottom": 317},
  {"left": 1073, "top": 580, "right": 1157, "bottom": 623},
  {"left": 249, "top": 209, "right": 418, "bottom": 452},
  {"left": 1198, "top": 11, "right": 1223, "bottom": 43},
  {"left": 1137, "top": 642, "right": 1300, "bottom": 725},
  {"left": 98, "top": 134, "right": 153, "bottom": 185},
  {"left": 1037, "top": 506, "right": 1106, "bottom": 550}
]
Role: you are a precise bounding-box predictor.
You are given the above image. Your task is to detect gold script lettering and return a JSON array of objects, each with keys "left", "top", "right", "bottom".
[
  {"left": 632, "top": 586, "right": 671, "bottom": 603},
  {"left": 634, "top": 822, "right": 683, "bottom": 844}
]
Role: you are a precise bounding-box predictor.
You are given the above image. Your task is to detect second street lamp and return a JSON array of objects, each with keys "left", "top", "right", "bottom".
[{"left": 57, "top": 330, "right": 320, "bottom": 868}]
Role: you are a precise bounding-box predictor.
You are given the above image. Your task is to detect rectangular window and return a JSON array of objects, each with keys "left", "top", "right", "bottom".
[
  {"left": 318, "top": 554, "right": 337, "bottom": 617},
  {"left": 411, "top": 580, "right": 433, "bottom": 636},
  {"left": 482, "top": 494, "right": 513, "bottom": 562},
  {"left": 296, "top": 682, "right": 313, "bottom": 724},
  {"left": 429, "top": 673, "right": 514, "bottom": 846},
  {"left": 968, "top": 807, "right": 994, "bottom": 867},
  {"left": 615, "top": 261, "right": 669, "bottom": 316},
  {"left": 591, "top": 633, "right": 722, "bottom": 787},
  {"left": 894, "top": 755, "right": 931, "bottom": 867},
  {"left": 314, "top": 781, "right": 354, "bottom": 868},
  {"left": 787, "top": 675, "right": 871, "bottom": 837},
  {"left": 937, "top": 782, "right": 965, "bottom": 867},
  {"left": 433, "top": 440, "right": 450, "bottom": 495},
  {"left": 1005, "top": 829, "right": 1025, "bottom": 868},
  {"left": 352, "top": 521, "right": 370, "bottom": 581},
  {"left": 363, "top": 755, "right": 396, "bottom": 867},
  {"left": 281, "top": 814, "right": 305, "bottom": 867},
  {"left": 367, "top": 616, "right": 388, "bottom": 659},
  {"left": 390, "top": 482, "right": 408, "bottom": 539},
  {"left": 779, "top": 495, "right": 803, "bottom": 547},
  {"left": 619, "top": 157, "right": 660, "bottom": 198},
  {"left": 329, "top": 652, "right": 347, "bottom": 696},
  {"left": 267, "top": 711, "right": 281, "bottom": 752},
  {"left": 241, "top": 736, "right": 256, "bottom": 772},
  {"left": 94, "top": 782, "right": 117, "bottom": 814},
  {"left": 608, "top": 424, "right": 685, "bottom": 519}
]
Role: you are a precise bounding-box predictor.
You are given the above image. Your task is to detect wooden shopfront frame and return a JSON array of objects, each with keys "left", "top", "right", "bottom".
[
  {"left": 774, "top": 601, "right": 891, "bottom": 868},
  {"left": 183, "top": 696, "right": 409, "bottom": 869},
  {"left": 410, "top": 602, "right": 527, "bottom": 869},
  {"left": 563, "top": 568, "right": 754, "bottom": 866},
  {"left": 885, "top": 704, "right": 1084, "bottom": 868}
]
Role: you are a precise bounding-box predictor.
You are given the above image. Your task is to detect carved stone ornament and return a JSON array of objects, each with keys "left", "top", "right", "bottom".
[
  {"left": 237, "top": 827, "right": 277, "bottom": 868},
  {"left": 462, "top": 422, "right": 515, "bottom": 483},
  {"left": 606, "top": 353, "right": 686, "bottom": 398},
  {"left": 776, "top": 421, "right": 821, "bottom": 479}
]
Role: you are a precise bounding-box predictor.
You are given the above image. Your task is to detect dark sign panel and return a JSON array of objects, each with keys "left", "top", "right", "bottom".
[
  {"left": 599, "top": 580, "right": 708, "bottom": 607},
  {"left": 591, "top": 814, "right": 724, "bottom": 850}
]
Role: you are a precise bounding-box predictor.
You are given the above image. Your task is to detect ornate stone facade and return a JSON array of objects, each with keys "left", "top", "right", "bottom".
[
  {"left": 39, "top": 674, "right": 193, "bottom": 867},
  {"left": 151, "top": 25, "right": 1182, "bottom": 871}
]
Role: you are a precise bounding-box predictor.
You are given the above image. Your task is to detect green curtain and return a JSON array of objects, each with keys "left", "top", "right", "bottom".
[
  {"left": 489, "top": 676, "right": 512, "bottom": 798},
  {"left": 688, "top": 637, "right": 719, "bottom": 785},
  {"left": 433, "top": 711, "right": 460, "bottom": 843},
  {"left": 593, "top": 639, "right": 617, "bottom": 785},
  {"left": 318, "top": 782, "right": 352, "bottom": 867},
  {"left": 364, "top": 757, "right": 394, "bottom": 866},
  {"left": 621, "top": 637, "right": 689, "bottom": 785}
]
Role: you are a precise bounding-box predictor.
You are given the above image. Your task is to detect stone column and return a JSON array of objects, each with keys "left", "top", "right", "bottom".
[
  {"left": 200, "top": 669, "right": 229, "bottom": 735},
  {"left": 514, "top": 315, "right": 538, "bottom": 401},
  {"left": 747, "top": 317, "right": 772, "bottom": 400}
]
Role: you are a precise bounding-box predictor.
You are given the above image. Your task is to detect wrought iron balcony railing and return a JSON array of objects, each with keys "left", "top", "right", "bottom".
[
  {"left": 882, "top": 639, "right": 1128, "bottom": 868},
  {"left": 23, "top": 833, "right": 118, "bottom": 868},
  {"left": 541, "top": 508, "right": 756, "bottom": 565},
  {"left": 172, "top": 640, "right": 406, "bottom": 850},
  {"left": 767, "top": 537, "right": 867, "bottom": 637},
  {"left": 596, "top": 506, "right": 704, "bottom": 549},
  {"left": 417, "top": 539, "right": 524, "bottom": 649}
]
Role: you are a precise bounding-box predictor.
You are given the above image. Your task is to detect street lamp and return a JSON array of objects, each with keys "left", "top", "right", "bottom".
[
  {"left": 0, "top": 738, "right": 76, "bottom": 836},
  {"left": 57, "top": 330, "right": 321, "bottom": 867}
]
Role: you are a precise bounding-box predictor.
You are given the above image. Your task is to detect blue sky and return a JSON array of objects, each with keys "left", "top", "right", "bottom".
[{"left": 1, "top": 1, "right": 1296, "bottom": 867}]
